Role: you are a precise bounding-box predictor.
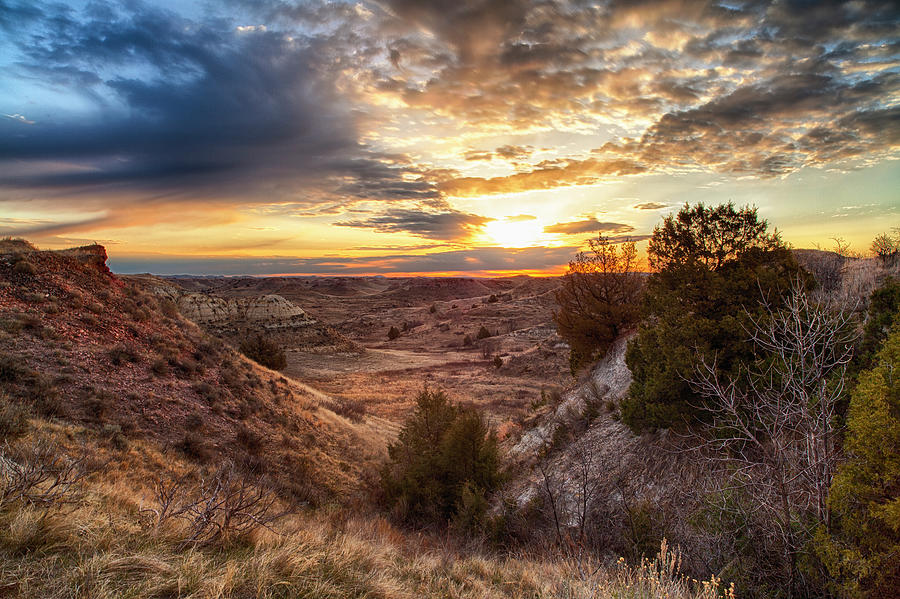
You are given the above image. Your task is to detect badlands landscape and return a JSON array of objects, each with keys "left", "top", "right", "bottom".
[
  {"left": 2, "top": 219, "right": 899, "bottom": 599},
  {"left": 132, "top": 274, "right": 569, "bottom": 423}
]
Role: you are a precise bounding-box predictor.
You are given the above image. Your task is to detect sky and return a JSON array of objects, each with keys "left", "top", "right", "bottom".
[{"left": 0, "top": 0, "right": 898, "bottom": 275}]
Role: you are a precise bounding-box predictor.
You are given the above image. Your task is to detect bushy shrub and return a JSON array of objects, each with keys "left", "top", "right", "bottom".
[
  {"left": 852, "top": 276, "right": 900, "bottom": 376},
  {"left": 476, "top": 326, "right": 493, "bottom": 340},
  {"left": 150, "top": 357, "right": 169, "bottom": 376},
  {"left": 12, "top": 260, "right": 36, "bottom": 275},
  {"left": 387, "top": 326, "right": 400, "bottom": 340},
  {"left": 381, "top": 389, "right": 501, "bottom": 526},
  {"left": 108, "top": 344, "right": 140, "bottom": 366},
  {"left": 0, "top": 395, "right": 29, "bottom": 438},
  {"left": 332, "top": 398, "right": 366, "bottom": 422},
  {"left": 239, "top": 335, "right": 287, "bottom": 371},
  {"left": 26, "top": 374, "right": 62, "bottom": 417},
  {"left": 176, "top": 431, "right": 210, "bottom": 461},
  {"left": 0, "top": 354, "right": 24, "bottom": 383},
  {"left": 816, "top": 320, "right": 900, "bottom": 597}
]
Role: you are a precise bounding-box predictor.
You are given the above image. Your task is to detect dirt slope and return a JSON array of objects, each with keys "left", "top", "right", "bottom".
[
  {"left": 506, "top": 333, "right": 718, "bottom": 573},
  {"left": 0, "top": 240, "right": 386, "bottom": 503}
]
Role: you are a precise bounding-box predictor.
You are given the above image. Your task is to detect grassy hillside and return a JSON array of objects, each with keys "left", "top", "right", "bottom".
[
  {"left": 0, "top": 239, "right": 727, "bottom": 598},
  {"left": 0, "top": 419, "right": 726, "bottom": 598},
  {"left": 0, "top": 239, "right": 389, "bottom": 503}
]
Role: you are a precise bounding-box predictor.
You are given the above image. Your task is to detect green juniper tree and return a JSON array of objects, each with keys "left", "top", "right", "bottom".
[
  {"left": 381, "top": 389, "right": 501, "bottom": 527},
  {"left": 622, "top": 202, "right": 806, "bottom": 431},
  {"left": 816, "top": 319, "right": 900, "bottom": 598}
]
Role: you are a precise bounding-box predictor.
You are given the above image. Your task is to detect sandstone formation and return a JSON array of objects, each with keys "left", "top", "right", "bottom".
[{"left": 177, "top": 293, "right": 314, "bottom": 330}]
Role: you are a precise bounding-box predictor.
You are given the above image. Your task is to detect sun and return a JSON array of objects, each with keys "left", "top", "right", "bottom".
[{"left": 484, "top": 218, "right": 545, "bottom": 248}]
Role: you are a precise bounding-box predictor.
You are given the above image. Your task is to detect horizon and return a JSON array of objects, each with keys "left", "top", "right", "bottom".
[{"left": 1, "top": 0, "right": 898, "bottom": 275}]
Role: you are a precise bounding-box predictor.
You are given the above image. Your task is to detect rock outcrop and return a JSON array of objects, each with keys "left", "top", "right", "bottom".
[{"left": 177, "top": 293, "right": 314, "bottom": 330}]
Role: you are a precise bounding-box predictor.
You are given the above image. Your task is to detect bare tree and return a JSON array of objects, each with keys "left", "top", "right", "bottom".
[
  {"left": 536, "top": 452, "right": 564, "bottom": 547},
  {"left": 570, "top": 438, "right": 602, "bottom": 545},
  {"left": 554, "top": 234, "right": 644, "bottom": 373},
  {"left": 691, "top": 282, "right": 857, "bottom": 595}
]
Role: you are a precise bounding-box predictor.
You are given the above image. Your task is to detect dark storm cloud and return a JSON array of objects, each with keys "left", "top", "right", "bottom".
[
  {"left": 0, "top": 0, "right": 436, "bottom": 207},
  {"left": 108, "top": 245, "right": 578, "bottom": 275},
  {"left": 544, "top": 219, "right": 635, "bottom": 235},
  {"left": 336, "top": 208, "right": 492, "bottom": 240}
]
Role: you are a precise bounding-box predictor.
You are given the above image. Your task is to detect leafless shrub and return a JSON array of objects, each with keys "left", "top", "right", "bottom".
[
  {"left": 797, "top": 250, "right": 845, "bottom": 295},
  {"left": 0, "top": 442, "right": 86, "bottom": 510},
  {"left": 691, "top": 281, "right": 858, "bottom": 593},
  {"left": 142, "top": 464, "right": 289, "bottom": 548}
]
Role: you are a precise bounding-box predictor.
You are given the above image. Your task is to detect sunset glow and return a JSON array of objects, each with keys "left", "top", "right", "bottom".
[
  {"left": 484, "top": 218, "right": 547, "bottom": 249},
  {"left": 0, "top": 0, "right": 897, "bottom": 275}
]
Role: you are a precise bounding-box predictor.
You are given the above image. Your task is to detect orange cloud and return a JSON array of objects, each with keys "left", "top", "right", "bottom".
[{"left": 439, "top": 158, "right": 647, "bottom": 197}]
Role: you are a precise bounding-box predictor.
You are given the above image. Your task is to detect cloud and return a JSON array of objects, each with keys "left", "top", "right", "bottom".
[
  {"left": 464, "top": 150, "right": 494, "bottom": 161},
  {"left": 634, "top": 202, "right": 668, "bottom": 210},
  {"left": 3, "top": 113, "right": 35, "bottom": 125},
  {"left": 371, "top": 0, "right": 900, "bottom": 182},
  {"left": 0, "top": 216, "right": 112, "bottom": 237},
  {"left": 495, "top": 145, "right": 533, "bottom": 160},
  {"left": 544, "top": 219, "right": 635, "bottom": 235},
  {"left": 108, "top": 245, "right": 579, "bottom": 276},
  {"left": 440, "top": 158, "right": 647, "bottom": 197},
  {"left": 1, "top": 0, "right": 898, "bottom": 261},
  {"left": 336, "top": 207, "right": 492, "bottom": 240}
]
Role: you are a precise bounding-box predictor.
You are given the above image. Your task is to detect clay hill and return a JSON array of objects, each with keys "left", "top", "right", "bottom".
[
  {"left": 127, "top": 274, "right": 360, "bottom": 353},
  {"left": 0, "top": 240, "right": 391, "bottom": 503}
]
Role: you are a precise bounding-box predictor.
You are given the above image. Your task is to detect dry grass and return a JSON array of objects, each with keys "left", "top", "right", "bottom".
[
  {"left": 0, "top": 484, "right": 728, "bottom": 598},
  {"left": 0, "top": 416, "right": 726, "bottom": 599}
]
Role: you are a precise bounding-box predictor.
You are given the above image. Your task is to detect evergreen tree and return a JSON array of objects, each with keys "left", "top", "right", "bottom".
[
  {"left": 817, "top": 320, "right": 900, "bottom": 597},
  {"left": 622, "top": 203, "right": 806, "bottom": 431},
  {"left": 381, "top": 389, "right": 500, "bottom": 526}
]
